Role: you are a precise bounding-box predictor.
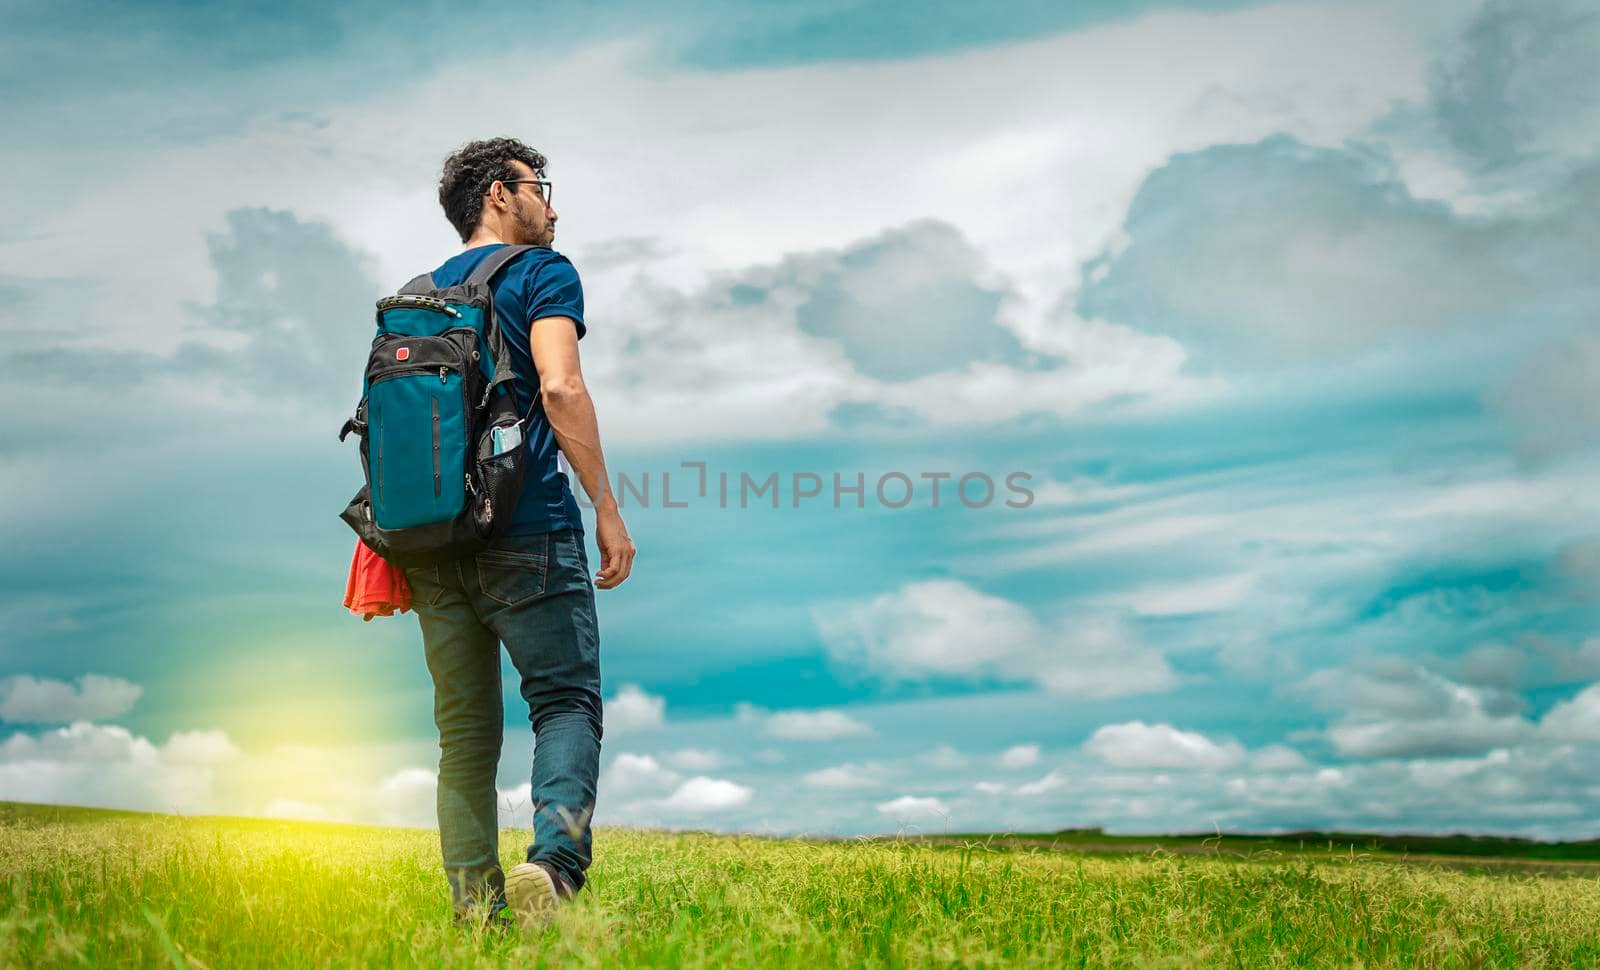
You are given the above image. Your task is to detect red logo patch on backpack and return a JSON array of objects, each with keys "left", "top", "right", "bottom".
[{"left": 396, "top": 347, "right": 410, "bottom": 361}]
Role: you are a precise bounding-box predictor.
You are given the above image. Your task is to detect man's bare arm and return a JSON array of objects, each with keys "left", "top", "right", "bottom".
[{"left": 529, "top": 315, "right": 636, "bottom": 588}]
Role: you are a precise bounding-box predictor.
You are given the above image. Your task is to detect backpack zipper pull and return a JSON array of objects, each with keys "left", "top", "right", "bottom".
[{"left": 439, "top": 366, "right": 448, "bottom": 383}]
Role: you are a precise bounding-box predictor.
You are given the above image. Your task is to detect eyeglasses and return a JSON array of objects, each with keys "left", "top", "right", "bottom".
[{"left": 500, "top": 178, "right": 553, "bottom": 207}]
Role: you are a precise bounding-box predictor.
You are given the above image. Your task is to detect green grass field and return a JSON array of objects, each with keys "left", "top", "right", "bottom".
[{"left": 4, "top": 801, "right": 1599, "bottom": 968}]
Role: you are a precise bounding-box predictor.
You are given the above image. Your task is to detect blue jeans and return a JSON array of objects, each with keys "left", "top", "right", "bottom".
[{"left": 403, "top": 527, "right": 603, "bottom": 915}]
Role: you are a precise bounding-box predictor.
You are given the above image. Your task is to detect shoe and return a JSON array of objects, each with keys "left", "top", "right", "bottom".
[
  {"left": 451, "top": 897, "right": 511, "bottom": 931},
  {"left": 504, "top": 861, "right": 575, "bottom": 929},
  {"left": 448, "top": 865, "right": 509, "bottom": 930}
]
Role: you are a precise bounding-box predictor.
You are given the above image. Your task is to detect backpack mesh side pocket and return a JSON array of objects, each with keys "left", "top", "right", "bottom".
[{"left": 469, "top": 394, "right": 532, "bottom": 541}]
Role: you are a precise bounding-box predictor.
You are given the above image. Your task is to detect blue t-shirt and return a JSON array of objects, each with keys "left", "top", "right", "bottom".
[{"left": 431, "top": 244, "right": 586, "bottom": 535}]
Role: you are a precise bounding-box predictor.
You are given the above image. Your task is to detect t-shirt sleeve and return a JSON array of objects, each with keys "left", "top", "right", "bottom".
[{"left": 522, "top": 253, "right": 586, "bottom": 340}]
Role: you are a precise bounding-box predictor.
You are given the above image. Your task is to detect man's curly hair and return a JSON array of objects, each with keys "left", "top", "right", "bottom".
[{"left": 438, "top": 137, "right": 549, "bottom": 242}]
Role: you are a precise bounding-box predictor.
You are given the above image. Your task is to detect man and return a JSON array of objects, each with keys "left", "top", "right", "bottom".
[{"left": 402, "top": 137, "right": 636, "bottom": 928}]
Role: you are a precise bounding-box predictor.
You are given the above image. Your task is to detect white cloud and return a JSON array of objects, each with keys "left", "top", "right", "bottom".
[
  {"left": 0, "top": 721, "right": 231, "bottom": 814},
  {"left": 231, "top": 738, "right": 451, "bottom": 826},
  {"left": 256, "top": 765, "right": 528, "bottom": 832},
  {"left": 946, "top": 718, "right": 1600, "bottom": 840},
  {"left": 1554, "top": 542, "right": 1600, "bottom": 601},
  {"left": 1038, "top": 515, "right": 1236, "bottom": 561},
  {"left": 817, "top": 579, "right": 1038, "bottom": 678},
  {"left": 605, "top": 684, "right": 666, "bottom": 735},
  {"left": 763, "top": 709, "right": 873, "bottom": 741},
  {"left": 14, "top": 691, "right": 1600, "bottom": 840},
  {"left": 875, "top": 795, "right": 951, "bottom": 819},
  {"left": 1429, "top": 0, "right": 1600, "bottom": 172},
  {"left": 1078, "top": 131, "right": 1595, "bottom": 375},
  {"left": 1492, "top": 331, "right": 1600, "bottom": 461},
  {"left": 920, "top": 745, "right": 968, "bottom": 770},
  {"left": 373, "top": 768, "right": 437, "bottom": 828},
  {"left": 48, "top": 2, "right": 1430, "bottom": 294},
  {"left": 803, "top": 763, "right": 881, "bottom": 790},
  {"left": 1249, "top": 744, "right": 1312, "bottom": 773},
  {"left": 1540, "top": 684, "right": 1600, "bottom": 741},
  {"left": 1026, "top": 476, "right": 1153, "bottom": 509},
  {"left": 1207, "top": 743, "right": 1599, "bottom": 838},
  {"left": 976, "top": 453, "right": 1600, "bottom": 628},
  {"left": 1015, "top": 771, "right": 1070, "bottom": 797},
  {"left": 0, "top": 674, "right": 143, "bottom": 723},
  {"left": 666, "top": 748, "right": 725, "bottom": 772},
  {"left": 600, "top": 753, "right": 681, "bottom": 797},
  {"left": 999, "top": 744, "right": 1041, "bottom": 768},
  {"left": 4, "top": 0, "right": 1441, "bottom": 447},
  {"left": 0, "top": 718, "right": 769, "bottom": 832},
  {"left": 1294, "top": 661, "right": 1535, "bottom": 758},
  {"left": 817, "top": 580, "right": 1178, "bottom": 699},
  {"left": 1033, "top": 615, "right": 1181, "bottom": 699},
  {"left": 162, "top": 729, "right": 241, "bottom": 765},
  {"left": 1083, "top": 722, "right": 1245, "bottom": 770},
  {"left": 1295, "top": 659, "right": 1500, "bottom": 720},
  {"left": 1327, "top": 714, "right": 1532, "bottom": 760},
  {"left": 660, "top": 777, "right": 753, "bottom": 813},
  {"left": 1102, "top": 572, "right": 1260, "bottom": 617},
  {"left": 1219, "top": 766, "right": 1353, "bottom": 814},
  {"left": 495, "top": 783, "right": 535, "bottom": 829}
]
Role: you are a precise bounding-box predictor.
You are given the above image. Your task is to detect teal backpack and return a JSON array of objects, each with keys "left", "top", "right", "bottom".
[{"left": 338, "top": 244, "right": 538, "bottom": 567}]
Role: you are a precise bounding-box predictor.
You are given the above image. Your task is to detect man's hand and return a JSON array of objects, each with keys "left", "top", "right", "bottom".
[{"left": 594, "top": 502, "right": 636, "bottom": 589}]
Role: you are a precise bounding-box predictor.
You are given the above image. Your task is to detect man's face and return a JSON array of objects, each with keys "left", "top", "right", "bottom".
[{"left": 498, "top": 160, "right": 558, "bottom": 247}]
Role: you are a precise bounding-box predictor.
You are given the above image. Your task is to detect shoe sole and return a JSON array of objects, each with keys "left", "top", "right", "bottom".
[{"left": 505, "top": 862, "right": 559, "bottom": 929}]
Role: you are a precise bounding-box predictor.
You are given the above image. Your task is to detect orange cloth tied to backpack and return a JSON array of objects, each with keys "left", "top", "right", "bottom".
[{"left": 343, "top": 539, "right": 413, "bottom": 621}]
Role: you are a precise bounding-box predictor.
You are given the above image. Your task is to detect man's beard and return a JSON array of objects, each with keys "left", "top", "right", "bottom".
[{"left": 511, "top": 202, "right": 549, "bottom": 246}]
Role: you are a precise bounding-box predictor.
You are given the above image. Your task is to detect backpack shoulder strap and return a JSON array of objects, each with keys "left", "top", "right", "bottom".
[
  {"left": 465, "top": 244, "right": 535, "bottom": 287},
  {"left": 398, "top": 272, "right": 436, "bottom": 295},
  {"left": 399, "top": 243, "right": 533, "bottom": 296},
  {"left": 464, "top": 244, "right": 544, "bottom": 428}
]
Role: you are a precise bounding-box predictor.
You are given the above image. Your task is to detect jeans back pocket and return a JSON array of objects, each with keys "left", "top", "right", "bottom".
[{"left": 473, "top": 536, "right": 549, "bottom": 607}]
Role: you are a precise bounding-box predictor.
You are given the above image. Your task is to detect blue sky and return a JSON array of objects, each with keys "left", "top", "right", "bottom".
[{"left": 3, "top": 0, "right": 1599, "bottom": 837}]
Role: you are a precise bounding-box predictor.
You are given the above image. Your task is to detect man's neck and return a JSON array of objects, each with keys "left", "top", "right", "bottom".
[{"left": 463, "top": 225, "right": 510, "bottom": 249}]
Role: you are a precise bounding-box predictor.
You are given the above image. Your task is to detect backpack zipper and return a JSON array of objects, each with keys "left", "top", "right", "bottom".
[
  {"left": 432, "top": 397, "right": 441, "bottom": 497},
  {"left": 366, "top": 329, "right": 477, "bottom": 383},
  {"left": 376, "top": 295, "right": 463, "bottom": 318},
  {"left": 368, "top": 362, "right": 462, "bottom": 387}
]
